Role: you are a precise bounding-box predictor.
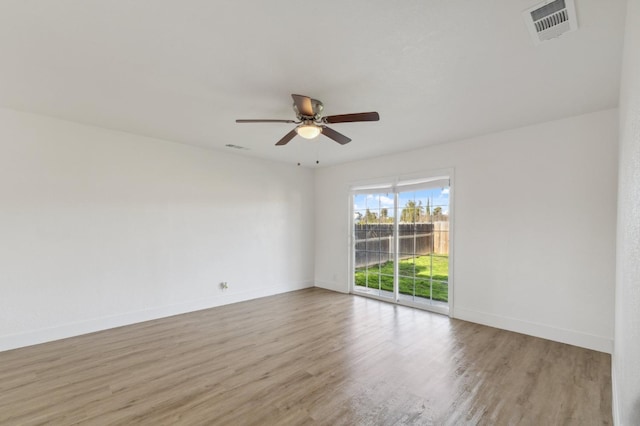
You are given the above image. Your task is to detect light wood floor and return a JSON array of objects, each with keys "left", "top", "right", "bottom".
[{"left": 0, "top": 288, "right": 612, "bottom": 425}]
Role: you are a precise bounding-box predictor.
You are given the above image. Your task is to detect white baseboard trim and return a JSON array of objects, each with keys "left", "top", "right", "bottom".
[
  {"left": 454, "top": 307, "right": 613, "bottom": 354},
  {"left": 611, "top": 361, "right": 620, "bottom": 425},
  {"left": 314, "top": 280, "right": 349, "bottom": 293},
  {"left": 0, "top": 281, "right": 314, "bottom": 353}
]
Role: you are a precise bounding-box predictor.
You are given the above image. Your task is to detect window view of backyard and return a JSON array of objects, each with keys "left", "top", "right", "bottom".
[{"left": 353, "top": 186, "right": 450, "bottom": 305}]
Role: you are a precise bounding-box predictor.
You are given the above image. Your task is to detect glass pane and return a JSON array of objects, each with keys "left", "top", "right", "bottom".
[
  {"left": 398, "top": 185, "right": 449, "bottom": 305},
  {"left": 430, "top": 279, "right": 449, "bottom": 303},
  {"left": 398, "top": 275, "right": 416, "bottom": 298},
  {"left": 354, "top": 184, "right": 449, "bottom": 308},
  {"left": 354, "top": 192, "right": 394, "bottom": 299}
]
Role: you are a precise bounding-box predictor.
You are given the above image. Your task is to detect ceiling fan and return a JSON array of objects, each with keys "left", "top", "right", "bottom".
[{"left": 236, "top": 94, "right": 380, "bottom": 146}]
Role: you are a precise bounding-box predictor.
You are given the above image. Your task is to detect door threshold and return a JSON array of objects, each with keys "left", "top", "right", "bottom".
[{"left": 351, "top": 289, "right": 450, "bottom": 316}]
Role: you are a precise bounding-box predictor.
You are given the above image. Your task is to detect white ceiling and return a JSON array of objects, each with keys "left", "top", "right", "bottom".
[{"left": 0, "top": 0, "right": 627, "bottom": 167}]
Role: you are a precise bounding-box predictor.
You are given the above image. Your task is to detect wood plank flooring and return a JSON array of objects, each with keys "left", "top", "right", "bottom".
[{"left": 0, "top": 288, "right": 612, "bottom": 425}]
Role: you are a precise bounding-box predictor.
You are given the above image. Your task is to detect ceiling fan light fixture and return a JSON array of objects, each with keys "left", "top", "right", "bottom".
[
  {"left": 296, "top": 124, "right": 321, "bottom": 139},
  {"left": 236, "top": 94, "right": 379, "bottom": 146}
]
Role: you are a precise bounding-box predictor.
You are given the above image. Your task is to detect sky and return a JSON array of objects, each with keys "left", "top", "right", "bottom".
[{"left": 353, "top": 187, "right": 450, "bottom": 218}]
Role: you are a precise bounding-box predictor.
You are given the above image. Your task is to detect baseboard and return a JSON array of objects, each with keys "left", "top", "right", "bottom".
[
  {"left": 454, "top": 307, "right": 613, "bottom": 354},
  {"left": 611, "top": 361, "right": 620, "bottom": 425},
  {"left": 0, "top": 281, "right": 314, "bottom": 353},
  {"left": 314, "top": 280, "right": 349, "bottom": 293}
]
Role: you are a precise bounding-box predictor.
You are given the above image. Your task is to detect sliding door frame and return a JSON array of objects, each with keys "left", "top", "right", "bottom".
[{"left": 348, "top": 169, "right": 455, "bottom": 317}]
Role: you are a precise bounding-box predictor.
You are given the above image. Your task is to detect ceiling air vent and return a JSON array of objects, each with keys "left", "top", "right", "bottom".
[
  {"left": 225, "top": 144, "right": 249, "bottom": 150},
  {"left": 523, "top": 0, "right": 578, "bottom": 45}
]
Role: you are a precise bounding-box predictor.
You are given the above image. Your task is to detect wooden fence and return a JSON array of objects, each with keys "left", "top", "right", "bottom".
[
  {"left": 354, "top": 222, "right": 449, "bottom": 268},
  {"left": 433, "top": 221, "right": 449, "bottom": 254}
]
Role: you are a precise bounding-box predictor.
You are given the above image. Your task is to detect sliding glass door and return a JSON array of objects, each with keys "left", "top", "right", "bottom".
[
  {"left": 396, "top": 187, "right": 449, "bottom": 308},
  {"left": 352, "top": 177, "right": 451, "bottom": 314},
  {"left": 353, "top": 191, "right": 396, "bottom": 300}
]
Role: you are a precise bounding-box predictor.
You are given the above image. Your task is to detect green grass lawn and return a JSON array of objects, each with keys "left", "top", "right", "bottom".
[{"left": 355, "top": 254, "right": 448, "bottom": 302}]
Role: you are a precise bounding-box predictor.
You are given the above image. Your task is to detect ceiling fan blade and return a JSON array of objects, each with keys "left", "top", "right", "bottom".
[
  {"left": 321, "top": 126, "right": 351, "bottom": 145},
  {"left": 236, "top": 119, "right": 297, "bottom": 123},
  {"left": 275, "top": 129, "right": 298, "bottom": 146},
  {"left": 291, "top": 94, "right": 314, "bottom": 117},
  {"left": 323, "top": 112, "right": 380, "bottom": 124}
]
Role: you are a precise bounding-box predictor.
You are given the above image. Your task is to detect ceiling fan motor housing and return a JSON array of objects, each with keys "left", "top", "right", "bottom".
[{"left": 293, "top": 98, "right": 323, "bottom": 120}]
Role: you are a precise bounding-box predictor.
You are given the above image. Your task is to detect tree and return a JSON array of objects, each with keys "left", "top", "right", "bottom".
[
  {"left": 380, "top": 208, "right": 389, "bottom": 223},
  {"left": 363, "top": 208, "right": 378, "bottom": 223},
  {"left": 433, "top": 206, "right": 442, "bottom": 220},
  {"left": 400, "top": 200, "right": 424, "bottom": 223}
]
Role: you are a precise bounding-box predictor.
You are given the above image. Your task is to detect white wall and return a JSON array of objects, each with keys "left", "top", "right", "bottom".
[
  {"left": 0, "top": 108, "right": 315, "bottom": 351},
  {"left": 315, "top": 109, "right": 618, "bottom": 353},
  {"left": 613, "top": 0, "right": 640, "bottom": 423}
]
